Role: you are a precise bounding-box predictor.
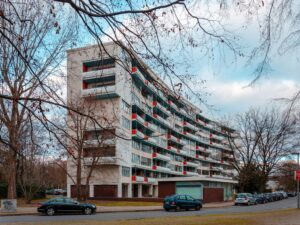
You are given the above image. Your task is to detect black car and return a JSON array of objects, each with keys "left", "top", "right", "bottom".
[
  {"left": 264, "top": 193, "right": 274, "bottom": 202},
  {"left": 163, "top": 194, "right": 202, "bottom": 211},
  {"left": 37, "top": 197, "right": 96, "bottom": 216},
  {"left": 253, "top": 194, "right": 267, "bottom": 204}
]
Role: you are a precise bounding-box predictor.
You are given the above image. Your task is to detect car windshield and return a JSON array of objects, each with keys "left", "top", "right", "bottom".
[{"left": 237, "top": 194, "right": 247, "bottom": 198}]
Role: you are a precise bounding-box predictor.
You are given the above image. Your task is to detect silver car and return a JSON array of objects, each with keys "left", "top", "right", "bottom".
[{"left": 235, "top": 193, "right": 257, "bottom": 206}]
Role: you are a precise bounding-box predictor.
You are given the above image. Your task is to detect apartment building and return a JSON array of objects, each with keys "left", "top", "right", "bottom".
[{"left": 66, "top": 42, "right": 237, "bottom": 202}]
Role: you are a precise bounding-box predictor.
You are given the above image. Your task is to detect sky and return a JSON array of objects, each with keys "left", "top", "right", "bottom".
[{"left": 72, "top": 0, "right": 300, "bottom": 120}]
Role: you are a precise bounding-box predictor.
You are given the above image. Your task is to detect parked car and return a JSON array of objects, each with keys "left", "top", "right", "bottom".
[
  {"left": 234, "top": 193, "right": 257, "bottom": 206},
  {"left": 37, "top": 197, "right": 96, "bottom": 216},
  {"left": 163, "top": 194, "right": 202, "bottom": 211},
  {"left": 287, "top": 192, "right": 297, "bottom": 197},
  {"left": 45, "top": 189, "right": 67, "bottom": 196},
  {"left": 253, "top": 194, "right": 267, "bottom": 204},
  {"left": 264, "top": 193, "right": 274, "bottom": 202},
  {"left": 278, "top": 191, "right": 288, "bottom": 199}
]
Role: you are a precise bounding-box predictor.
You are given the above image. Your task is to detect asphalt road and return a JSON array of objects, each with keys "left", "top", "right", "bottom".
[{"left": 0, "top": 197, "right": 298, "bottom": 224}]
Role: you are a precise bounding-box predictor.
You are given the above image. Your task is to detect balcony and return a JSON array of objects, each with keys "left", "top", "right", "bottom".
[
  {"left": 131, "top": 175, "right": 144, "bottom": 183},
  {"left": 167, "top": 134, "right": 182, "bottom": 145},
  {"left": 183, "top": 161, "right": 199, "bottom": 168},
  {"left": 81, "top": 85, "right": 118, "bottom": 98},
  {"left": 183, "top": 171, "right": 198, "bottom": 176},
  {"left": 183, "top": 121, "right": 198, "bottom": 132},
  {"left": 82, "top": 67, "right": 115, "bottom": 80},
  {"left": 132, "top": 129, "right": 145, "bottom": 139},
  {"left": 167, "top": 146, "right": 178, "bottom": 152},
  {"left": 152, "top": 165, "right": 171, "bottom": 173},
  {"left": 83, "top": 139, "right": 115, "bottom": 147},
  {"left": 152, "top": 152, "right": 171, "bottom": 161},
  {"left": 84, "top": 156, "right": 120, "bottom": 166},
  {"left": 198, "top": 165, "right": 210, "bottom": 170},
  {"left": 210, "top": 175, "right": 233, "bottom": 180},
  {"left": 153, "top": 101, "right": 171, "bottom": 116},
  {"left": 210, "top": 166, "right": 222, "bottom": 171}
]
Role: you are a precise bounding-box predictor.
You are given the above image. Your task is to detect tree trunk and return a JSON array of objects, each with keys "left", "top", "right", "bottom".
[
  {"left": 76, "top": 157, "right": 82, "bottom": 201},
  {"left": 7, "top": 158, "right": 17, "bottom": 199}
]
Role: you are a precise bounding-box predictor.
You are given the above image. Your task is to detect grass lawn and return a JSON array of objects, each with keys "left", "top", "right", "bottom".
[{"left": 2, "top": 209, "right": 300, "bottom": 225}]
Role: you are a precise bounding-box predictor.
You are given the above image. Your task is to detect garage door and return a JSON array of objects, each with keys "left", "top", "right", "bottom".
[
  {"left": 176, "top": 182, "right": 203, "bottom": 200},
  {"left": 70, "top": 185, "right": 89, "bottom": 198},
  {"left": 203, "top": 187, "right": 223, "bottom": 203},
  {"left": 94, "top": 185, "right": 117, "bottom": 197}
]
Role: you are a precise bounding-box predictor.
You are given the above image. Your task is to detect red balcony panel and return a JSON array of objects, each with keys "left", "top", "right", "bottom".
[
  {"left": 144, "top": 122, "right": 148, "bottom": 126},
  {"left": 82, "top": 64, "right": 87, "bottom": 72},
  {"left": 196, "top": 146, "right": 199, "bottom": 150},
  {"left": 210, "top": 134, "right": 212, "bottom": 137},
  {"left": 144, "top": 136, "right": 148, "bottom": 140},
  {"left": 132, "top": 113, "right": 137, "bottom": 119},
  {"left": 153, "top": 113, "right": 158, "bottom": 118},
  {"left": 195, "top": 154, "right": 199, "bottom": 158},
  {"left": 144, "top": 177, "right": 148, "bottom": 182},
  {"left": 82, "top": 81, "right": 88, "bottom": 89},
  {"left": 152, "top": 165, "right": 157, "bottom": 170},
  {"left": 153, "top": 101, "right": 157, "bottom": 106},
  {"left": 144, "top": 80, "right": 148, "bottom": 85},
  {"left": 152, "top": 152, "right": 157, "bottom": 157},
  {"left": 183, "top": 171, "right": 187, "bottom": 175},
  {"left": 183, "top": 161, "right": 187, "bottom": 165},
  {"left": 132, "top": 176, "right": 136, "bottom": 181},
  {"left": 131, "top": 66, "right": 137, "bottom": 73},
  {"left": 132, "top": 129, "right": 137, "bottom": 135}
]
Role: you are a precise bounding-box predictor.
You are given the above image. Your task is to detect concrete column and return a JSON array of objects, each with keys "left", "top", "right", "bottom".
[
  {"left": 138, "top": 184, "right": 143, "bottom": 198},
  {"left": 149, "top": 185, "right": 153, "bottom": 196},
  {"left": 128, "top": 183, "right": 132, "bottom": 198},
  {"left": 153, "top": 185, "right": 158, "bottom": 197},
  {"left": 117, "top": 183, "right": 122, "bottom": 198},
  {"left": 67, "top": 184, "right": 71, "bottom": 198},
  {"left": 89, "top": 185, "right": 94, "bottom": 198}
]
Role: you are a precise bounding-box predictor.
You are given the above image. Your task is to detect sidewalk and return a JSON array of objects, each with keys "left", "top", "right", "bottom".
[{"left": 0, "top": 201, "right": 233, "bottom": 216}]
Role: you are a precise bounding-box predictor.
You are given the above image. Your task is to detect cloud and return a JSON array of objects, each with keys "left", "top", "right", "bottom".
[{"left": 205, "top": 77, "right": 298, "bottom": 117}]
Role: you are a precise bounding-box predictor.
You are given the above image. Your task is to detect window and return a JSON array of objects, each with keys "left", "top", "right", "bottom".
[
  {"left": 132, "top": 141, "right": 140, "bottom": 150},
  {"left": 122, "top": 116, "right": 130, "bottom": 130},
  {"left": 141, "top": 157, "right": 151, "bottom": 166},
  {"left": 186, "top": 195, "right": 194, "bottom": 201},
  {"left": 131, "top": 153, "right": 140, "bottom": 164},
  {"left": 122, "top": 166, "right": 130, "bottom": 177},
  {"left": 141, "top": 144, "right": 152, "bottom": 153},
  {"left": 122, "top": 100, "right": 130, "bottom": 114}
]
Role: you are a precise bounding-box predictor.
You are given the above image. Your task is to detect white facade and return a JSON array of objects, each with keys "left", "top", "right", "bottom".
[{"left": 66, "top": 42, "right": 237, "bottom": 199}]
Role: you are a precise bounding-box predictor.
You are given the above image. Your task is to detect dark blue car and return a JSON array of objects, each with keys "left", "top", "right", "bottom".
[{"left": 163, "top": 194, "right": 202, "bottom": 211}]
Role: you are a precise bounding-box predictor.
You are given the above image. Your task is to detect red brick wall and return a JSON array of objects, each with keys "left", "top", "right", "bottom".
[
  {"left": 158, "top": 182, "right": 176, "bottom": 198},
  {"left": 203, "top": 187, "right": 224, "bottom": 203}
]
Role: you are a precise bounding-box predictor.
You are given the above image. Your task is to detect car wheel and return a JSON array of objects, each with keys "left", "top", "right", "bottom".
[
  {"left": 175, "top": 206, "right": 181, "bottom": 211},
  {"left": 165, "top": 208, "right": 170, "bottom": 212},
  {"left": 84, "top": 207, "right": 92, "bottom": 215},
  {"left": 247, "top": 201, "right": 251, "bottom": 206},
  {"left": 195, "top": 205, "right": 201, "bottom": 211},
  {"left": 46, "top": 208, "right": 55, "bottom": 216}
]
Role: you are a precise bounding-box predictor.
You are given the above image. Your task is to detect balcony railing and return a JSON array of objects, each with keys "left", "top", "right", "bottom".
[
  {"left": 152, "top": 152, "right": 171, "bottom": 161},
  {"left": 152, "top": 165, "right": 171, "bottom": 173},
  {"left": 83, "top": 139, "right": 115, "bottom": 147},
  {"left": 183, "top": 171, "right": 198, "bottom": 176},
  {"left": 82, "top": 67, "right": 115, "bottom": 80},
  {"left": 82, "top": 85, "right": 117, "bottom": 98},
  {"left": 183, "top": 161, "right": 199, "bottom": 168},
  {"left": 84, "top": 156, "right": 120, "bottom": 166},
  {"left": 183, "top": 121, "right": 198, "bottom": 131}
]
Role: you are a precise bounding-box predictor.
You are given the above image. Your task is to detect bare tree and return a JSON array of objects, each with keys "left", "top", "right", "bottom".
[
  {"left": 0, "top": 0, "right": 76, "bottom": 198},
  {"left": 226, "top": 105, "right": 296, "bottom": 192},
  {"left": 65, "top": 100, "right": 118, "bottom": 201}
]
